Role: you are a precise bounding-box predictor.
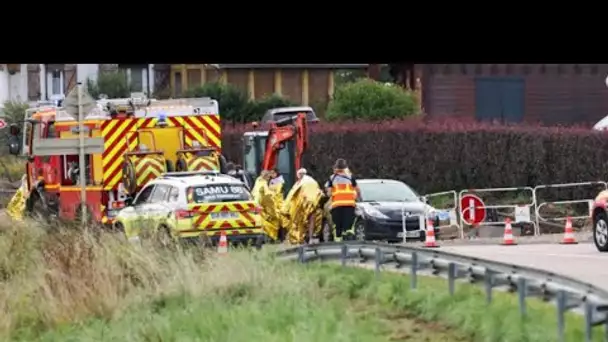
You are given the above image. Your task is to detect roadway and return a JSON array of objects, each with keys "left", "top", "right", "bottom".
[{"left": 441, "top": 241, "right": 608, "bottom": 290}]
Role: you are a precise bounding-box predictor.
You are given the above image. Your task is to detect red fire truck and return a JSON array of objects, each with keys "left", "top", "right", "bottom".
[{"left": 6, "top": 91, "right": 223, "bottom": 225}]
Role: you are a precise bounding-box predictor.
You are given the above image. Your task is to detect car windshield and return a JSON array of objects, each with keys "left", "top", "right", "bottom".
[
  {"left": 188, "top": 183, "right": 252, "bottom": 203},
  {"left": 359, "top": 181, "right": 420, "bottom": 202}
]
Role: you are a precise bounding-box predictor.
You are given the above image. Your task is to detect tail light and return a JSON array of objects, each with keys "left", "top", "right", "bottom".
[
  {"left": 249, "top": 206, "right": 262, "bottom": 214},
  {"left": 112, "top": 202, "right": 125, "bottom": 209},
  {"left": 175, "top": 209, "right": 194, "bottom": 219}
]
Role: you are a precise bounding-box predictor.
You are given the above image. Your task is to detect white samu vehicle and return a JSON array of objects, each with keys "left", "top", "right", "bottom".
[{"left": 114, "top": 171, "right": 265, "bottom": 246}]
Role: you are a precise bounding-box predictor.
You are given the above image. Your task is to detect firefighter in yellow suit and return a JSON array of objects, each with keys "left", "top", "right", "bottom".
[
  {"left": 267, "top": 168, "right": 289, "bottom": 240},
  {"left": 283, "top": 168, "right": 325, "bottom": 244},
  {"left": 251, "top": 170, "right": 282, "bottom": 241},
  {"left": 325, "top": 159, "right": 360, "bottom": 242}
]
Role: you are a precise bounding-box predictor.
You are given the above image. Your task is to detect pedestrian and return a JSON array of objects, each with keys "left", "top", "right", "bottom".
[
  {"left": 295, "top": 168, "right": 316, "bottom": 186},
  {"left": 324, "top": 159, "right": 360, "bottom": 242},
  {"left": 268, "top": 168, "right": 284, "bottom": 187}
]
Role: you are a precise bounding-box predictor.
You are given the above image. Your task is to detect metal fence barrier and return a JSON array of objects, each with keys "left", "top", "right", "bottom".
[
  {"left": 1, "top": 179, "right": 607, "bottom": 237},
  {"left": 277, "top": 241, "right": 608, "bottom": 342},
  {"left": 458, "top": 187, "right": 537, "bottom": 236},
  {"left": 420, "top": 190, "right": 461, "bottom": 237},
  {"left": 534, "top": 181, "right": 607, "bottom": 234}
]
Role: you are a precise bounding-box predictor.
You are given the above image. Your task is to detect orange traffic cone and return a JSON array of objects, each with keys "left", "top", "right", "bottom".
[
  {"left": 560, "top": 216, "right": 578, "bottom": 245},
  {"left": 424, "top": 218, "right": 439, "bottom": 248},
  {"left": 501, "top": 218, "right": 517, "bottom": 246},
  {"left": 218, "top": 231, "right": 228, "bottom": 254}
]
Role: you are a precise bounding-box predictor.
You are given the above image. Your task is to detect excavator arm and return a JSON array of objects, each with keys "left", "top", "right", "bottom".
[{"left": 261, "top": 113, "right": 308, "bottom": 171}]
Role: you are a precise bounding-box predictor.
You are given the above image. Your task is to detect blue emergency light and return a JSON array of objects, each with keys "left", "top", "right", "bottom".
[{"left": 158, "top": 112, "right": 168, "bottom": 126}]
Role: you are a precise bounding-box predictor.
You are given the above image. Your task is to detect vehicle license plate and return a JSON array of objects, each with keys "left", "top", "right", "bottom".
[
  {"left": 210, "top": 212, "right": 239, "bottom": 220},
  {"left": 397, "top": 231, "right": 421, "bottom": 238}
]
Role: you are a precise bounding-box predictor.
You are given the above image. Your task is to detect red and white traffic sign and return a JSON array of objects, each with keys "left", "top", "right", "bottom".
[
  {"left": 460, "top": 194, "right": 486, "bottom": 225},
  {"left": 0, "top": 119, "right": 6, "bottom": 130}
]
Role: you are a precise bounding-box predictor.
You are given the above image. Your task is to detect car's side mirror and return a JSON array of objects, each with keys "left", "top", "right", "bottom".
[
  {"left": 7, "top": 136, "right": 20, "bottom": 156},
  {"left": 124, "top": 196, "right": 134, "bottom": 206},
  {"left": 419, "top": 196, "right": 430, "bottom": 205}
]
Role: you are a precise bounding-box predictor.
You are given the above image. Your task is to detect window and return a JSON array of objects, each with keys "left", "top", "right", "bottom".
[
  {"left": 118, "top": 64, "right": 147, "bottom": 93},
  {"left": 130, "top": 68, "right": 144, "bottom": 92},
  {"left": 46, "top": 68, "right": 64, "bottom": 97},
  {"left": 189, "top": 183, "right": 252, "bottom": 203},
  {"left": 243, "top": 135, "right": 261, "bottom": 176},
  {"left": 149, "top": 184, "right": 171, "bottom": 203},
  {"left": 168, "top": 186, "right": 180, "bottom": 202},
  {"left": 133, "top": 185, "right": 155, "bottom": 205},
  {"left": 359, "top": 181, "right": 420, "bottom": 203},
  {"left": 276, "top": 148, "right": 291, "bottom": 178},
  {"left": 174, "top": 72, "right": 182, "bottom": 97}
]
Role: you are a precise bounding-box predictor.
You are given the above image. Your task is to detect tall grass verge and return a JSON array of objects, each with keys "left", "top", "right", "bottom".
[
  {"left": 0, "top": 220, "right": 294, "bottom": 340},
  {"left": 0, "top": 219, "right": 602, "bottom": 341}
]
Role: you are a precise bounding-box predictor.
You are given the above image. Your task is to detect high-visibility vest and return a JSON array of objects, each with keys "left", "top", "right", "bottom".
[{"left": 330, "top": 174, "right": 357, "bottom": 208}]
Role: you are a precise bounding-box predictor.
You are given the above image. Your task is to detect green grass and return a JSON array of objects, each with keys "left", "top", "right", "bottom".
[
  {"left": 0, "top": 155, "right": 24, "bottom": 183},
  {"left": 0, "top": 221, "right": 604, "bottom": 341}
]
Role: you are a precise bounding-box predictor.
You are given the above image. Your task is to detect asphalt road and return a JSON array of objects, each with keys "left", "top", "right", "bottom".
[{"left": 441, "top": 242, "right": 608, "bottom": 290}]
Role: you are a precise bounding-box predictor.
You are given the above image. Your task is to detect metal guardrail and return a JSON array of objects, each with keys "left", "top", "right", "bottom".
[{"left": 276, "top": 242, "right": 608, "bottom": 342}]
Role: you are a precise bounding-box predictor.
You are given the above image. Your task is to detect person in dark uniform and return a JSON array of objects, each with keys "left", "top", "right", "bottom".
[{"left": 324, "top": 159, "right": 360, "bottom": 242}]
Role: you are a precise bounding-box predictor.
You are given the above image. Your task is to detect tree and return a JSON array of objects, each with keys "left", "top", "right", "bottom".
[
  {"left": 326, "top": 78, "right": 419, "bottom": 121},
  {"left": 86, "top": 71, "right": 131, "bottom": 99}
]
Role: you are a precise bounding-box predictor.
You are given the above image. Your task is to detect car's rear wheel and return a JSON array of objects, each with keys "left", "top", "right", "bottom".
[{"left": 594, "top": 212, "right": 608, "bottom": 252}]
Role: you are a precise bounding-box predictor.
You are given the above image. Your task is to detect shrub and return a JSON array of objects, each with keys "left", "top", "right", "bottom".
[
  {"left": 86, "top": 71, "right": 131, "bottom": 99},
  {"left": 326, "top": 79, "right": 419, "bottom": 122},
  {"left": 184, "top": 83, "right": 252, "bottom": 125},
  {"left": 221, "top": 119, "right": 608, "bottom": 198}
]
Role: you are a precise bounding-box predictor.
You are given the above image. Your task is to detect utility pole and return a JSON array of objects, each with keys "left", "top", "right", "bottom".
[{"left": 77, "top": 82, "right": 87, "bottom": 225}]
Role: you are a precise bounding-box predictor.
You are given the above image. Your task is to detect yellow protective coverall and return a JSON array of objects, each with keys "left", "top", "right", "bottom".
[
  {"left": 6, "top": 175, "right": 28, "bottom": 221},
  {"left": 251, "top": 175, "right": 283, "bottom": 241},
  {"left": 282, "top": 176, "right": 325, "bottom": 244}
]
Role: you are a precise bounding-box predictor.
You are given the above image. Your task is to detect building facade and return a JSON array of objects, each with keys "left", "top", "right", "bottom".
[
  {"left": 0, "top": 64, "right": 370, "bottom": 110},
  {"left": 166, "top": 64, "right": 369, "bottom": 105},
  {"left": 0, "top": 64, "right": 155, "bottom": 106},
  {"left": 419, "top": 64, "right": 608, "bottom": 125}
]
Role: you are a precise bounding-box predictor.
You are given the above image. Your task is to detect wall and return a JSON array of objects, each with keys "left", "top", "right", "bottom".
[
  {"left": 422, "top": 64, "right": 608, "bottom": 125},
  {"left": 0, "top": 67, "right": 9, "bottom": 105},
  {"left": 77, "top": 64, "right": 99, "bottom": 83},
  {"left": 168, "top": 65, "right": 337, "bottom": 106},
  {"left": 0, "top": 64, "right": 29, "bottom": 104}
]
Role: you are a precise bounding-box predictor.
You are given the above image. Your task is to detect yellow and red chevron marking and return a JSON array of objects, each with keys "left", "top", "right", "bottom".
[
  {"left": 190, "top": 202, "right": 258, "bottom": 229},
  {"left": 101, "top": 115, "right": 221, "bottom": 190},
  {"left": 206, "top": 229, "right": 260, "bottom": 236},
  {"left": 167, "top": 115, "right": 221, "bottom": 149},
  {"left": 101, "top": 118, "right": 157, "bottom": 190},
  {"left": 190, "top": 202, "right": 257, "bottom": 214},
  {"left": 186, "top": 154, "right": 219, "bottom": 171},
  {"left": 177, "top": 228, "right": 263, "bottom": 238},
  {"left": 131, "top": 155, "right": 166, "bottom": 188}
]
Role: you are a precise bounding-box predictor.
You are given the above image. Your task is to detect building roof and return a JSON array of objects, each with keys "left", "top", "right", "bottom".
[{"left": 216, "top": 64, "right": 369, "bottom": 69}]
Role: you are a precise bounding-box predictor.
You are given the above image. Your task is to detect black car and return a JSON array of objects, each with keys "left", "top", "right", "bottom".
[{"left": 351, "top": 179, "right": 440, "bottom": 243}]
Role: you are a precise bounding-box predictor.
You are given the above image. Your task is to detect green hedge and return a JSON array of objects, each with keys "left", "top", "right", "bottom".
[
  {"left": 326, "top": 79, "right": 419, "bottom": 122},
  {"left": 221, "top": 120, "right": 608, "bottom": 200}
]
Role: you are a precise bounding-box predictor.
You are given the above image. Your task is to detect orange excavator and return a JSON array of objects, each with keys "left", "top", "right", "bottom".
[{"left": 241, "top": 113, "right": 309, "bottom": 194}]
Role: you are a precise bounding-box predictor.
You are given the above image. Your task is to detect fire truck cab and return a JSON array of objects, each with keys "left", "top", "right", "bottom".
[{"left": 7, "top": 92, "right": 223, "bottom": 226}]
